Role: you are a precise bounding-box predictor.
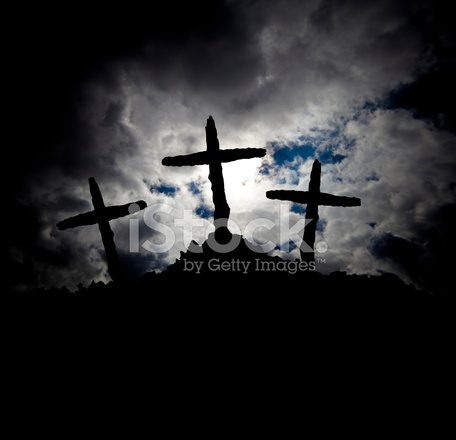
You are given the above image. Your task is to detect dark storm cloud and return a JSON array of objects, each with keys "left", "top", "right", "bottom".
[
  {"left": 368, "top": 201, "right": 456, "bottom": 295},
  {"left": 368, "top": 232, "right": 425, "bottom": 279},
  {"left": 116, "top": 1, "right": 265, "bottom": 99},
  {"left": 100, "top": 102, "right": 125, "bottom": 128},
  {"left": 384, "top": 66, "right": 456, "bottom": 132}
]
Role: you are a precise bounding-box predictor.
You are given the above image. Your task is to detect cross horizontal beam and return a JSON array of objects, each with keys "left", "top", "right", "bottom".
[
  {"left": 266, "top": 190, "right": 361, "bottom": 207},
  {"left": 162, "top": 148, "right": 266, "bottom": 167},
  {"left": 57, "top": 200, "right": 147, "bottom": 230}
]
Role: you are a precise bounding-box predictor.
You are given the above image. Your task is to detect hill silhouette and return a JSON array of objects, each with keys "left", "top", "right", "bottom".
[
  {"left": 7, "top": 232, "right": 422, "bottom": 297},
  {"left": 5, "top": 233, "right": 452, "bottom": 321},
  {"left": 4, "top": 233, "right": 454, "bottom": 377}
]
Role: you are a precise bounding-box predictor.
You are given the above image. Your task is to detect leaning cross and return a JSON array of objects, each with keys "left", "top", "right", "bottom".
[
  {"left": 266, "top": 159, "right": 361, "bottom": 263},
  {"left": 162, "top": 116, "right": 266, "bottom": 241},
  {"left": 57, "top": 177, "right": 147, "bottom": 282}
]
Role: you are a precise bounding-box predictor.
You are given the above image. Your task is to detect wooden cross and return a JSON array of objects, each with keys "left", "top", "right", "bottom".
[
  {"left": 266, "top": 159, "right": 361, "bottom": 263},
  {"left": 162, "top": 116, "right": 266, "bottom": 241},
  {"left": 57, "top": 177, "right": 147, "bottom": 282}
]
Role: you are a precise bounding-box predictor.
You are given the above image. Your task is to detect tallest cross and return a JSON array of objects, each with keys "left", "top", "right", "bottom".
[{"left": 162, "top": 116, "right": 266, "bottom": 241}]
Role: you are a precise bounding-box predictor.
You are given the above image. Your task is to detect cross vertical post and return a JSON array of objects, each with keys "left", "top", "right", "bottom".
[
  {"left": 88, "top": 177, "right": 123, "bottom": 282},
  {"left": 302, "top": 160, "right": 321, "bottom": 263},
  {"left": 206, "top": 116, "right": 231, "bottom": 240}
]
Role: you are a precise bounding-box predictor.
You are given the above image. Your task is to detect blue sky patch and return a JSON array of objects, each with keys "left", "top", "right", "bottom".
[
  {"left": 365, "top": 174, "right": 379, "bottom": 182},
  {"left": 187, "top": 180, "right": 203, "bottom": 195},
  {"left": 275, "top": 240, "right": 298, "bottom": 252},
  {"left": 196, "top": 204, "right": 213, "bottom": 219},
  {"left": 291, "top": 203, "right": 306, "bottom": 214},
  {"left": 271, "top": 142, "right": 315, "bottom": 168},
  {"left": 316, "top": 219, "right": 327, "bottom": 232},
  {"left": 317, "top": 148, "right": 346, "bottom": 164},
  {"left": 259, "top": 123, "right": 357, "bottom": 184},
  {"left": 147, "top": 179, "right": 180, "bottom": 197}
]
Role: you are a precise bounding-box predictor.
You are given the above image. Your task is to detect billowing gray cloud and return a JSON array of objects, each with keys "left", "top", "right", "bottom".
[{"left": 6, "top": 0, "right": 456, "bottom": 293}]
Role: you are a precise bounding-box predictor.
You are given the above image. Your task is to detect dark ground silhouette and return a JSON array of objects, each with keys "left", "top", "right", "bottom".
[
  {"left": 5, "top": 233, "right": 453, "bottom": 333},
  {"left": 3, "top": 232, "right": 453, "bottom": 404}
]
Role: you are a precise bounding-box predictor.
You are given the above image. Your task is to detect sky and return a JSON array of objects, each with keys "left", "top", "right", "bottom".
[{"left": 5, "top": 0, "right": 456, "bottom": 294}]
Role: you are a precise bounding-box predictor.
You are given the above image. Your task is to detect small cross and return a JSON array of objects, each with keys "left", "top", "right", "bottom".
[
  {"left": 162, "top": 116, "right": 266, "bottom": 241},
  {"left": 266, "top": 159, "right": 361, "bottom": 263},
  {"left": 57, "top": 177, "right": 147, "bottom": 282}
]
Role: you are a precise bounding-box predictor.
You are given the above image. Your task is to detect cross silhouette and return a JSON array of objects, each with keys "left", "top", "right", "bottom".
[
  {"left": 266, "top": 159, "right": 361, "bottom": 263},
  {"left": 57, "top": 177, "right": 147, "bottom": 282},
  {"left": 162, "top": 116, "right": 266, "bottom": 241}
]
